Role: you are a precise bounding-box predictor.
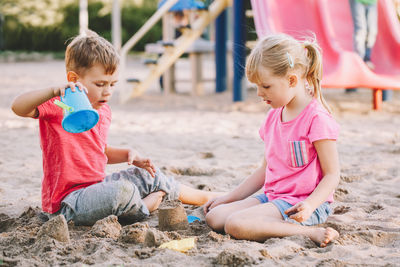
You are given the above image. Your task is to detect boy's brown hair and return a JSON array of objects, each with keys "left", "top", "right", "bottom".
[{"left": 65, "top": 30, "right": 119, "bottom": 76}]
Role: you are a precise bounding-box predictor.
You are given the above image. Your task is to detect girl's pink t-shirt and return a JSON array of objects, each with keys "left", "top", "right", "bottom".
[
  {"left": 259, "top": 99, "right": 339, "bottom": 205},
  {"left": 37, "top": 98, "right": 111, "bottom": 213}
]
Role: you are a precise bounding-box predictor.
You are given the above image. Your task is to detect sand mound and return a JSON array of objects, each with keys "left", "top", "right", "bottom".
[{"left": 1, "top": 60, "right": 400, "bottom": 265}]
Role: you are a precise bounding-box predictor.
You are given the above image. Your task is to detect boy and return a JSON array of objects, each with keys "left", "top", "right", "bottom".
[{"left": 11, "top": 31, "right": 219, "bottom": 226}]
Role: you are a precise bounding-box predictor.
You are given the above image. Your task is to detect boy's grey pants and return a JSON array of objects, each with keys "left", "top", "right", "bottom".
[{"left": 58, "top": 167, "right": 180, "bottom": 226}]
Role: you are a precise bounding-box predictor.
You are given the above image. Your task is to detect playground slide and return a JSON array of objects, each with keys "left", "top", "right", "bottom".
[{"left": 250, "top": 0, "right": 400, "bottom": 90}]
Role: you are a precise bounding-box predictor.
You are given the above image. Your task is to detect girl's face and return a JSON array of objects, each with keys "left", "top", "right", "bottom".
[
  {"left": 77, "top": 64, "right": 119, "bottom": 110},
  {"left": 256, "top": 67, "right": 295, "bottom": 109}
]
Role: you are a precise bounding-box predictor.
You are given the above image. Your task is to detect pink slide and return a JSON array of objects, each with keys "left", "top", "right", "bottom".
[{"left": 250, "top": 0, "right": 400, "bottom": 109}]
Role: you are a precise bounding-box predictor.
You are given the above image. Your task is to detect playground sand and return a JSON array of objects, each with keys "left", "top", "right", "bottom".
[{"left": 1, "top": 60, "right": 400, "bottom": 266}]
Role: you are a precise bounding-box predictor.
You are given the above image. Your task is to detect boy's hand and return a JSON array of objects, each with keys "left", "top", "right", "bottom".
[
  {"left": 128, "top": 150, "right": 156, "bottom": 178},
  {"left": 284, "top": 201, "right": 314, "bottom": 223},
  {"left": 53, "top": 82, "right": 88, "bottom": 98},
  {"left": 203, "top": 194, "right": 232, "bottom": 214}
]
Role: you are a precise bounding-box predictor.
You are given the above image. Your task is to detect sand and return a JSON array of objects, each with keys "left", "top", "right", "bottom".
[{"left": 0, "top": 58, "right": 400, "bottom": 266}]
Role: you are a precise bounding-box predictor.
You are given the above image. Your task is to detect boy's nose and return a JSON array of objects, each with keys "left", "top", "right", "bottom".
[{"left": 102, "top": 87, "right": 112, "bottom": 96}]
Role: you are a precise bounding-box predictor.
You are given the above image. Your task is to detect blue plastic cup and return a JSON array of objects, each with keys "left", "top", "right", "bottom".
[{"left": 54, "top": 86, "right": 99, "bottom": 133}]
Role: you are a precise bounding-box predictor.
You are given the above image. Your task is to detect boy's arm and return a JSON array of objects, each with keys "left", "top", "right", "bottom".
[
  {"left": 105, "top": 145, "right": 156, "bottom": 177},
  {"left": 11, "top": 82, "right": 85, "bottom": 118},
  {"left": 285, "top": 139, "right": 340, "bottom": 221},
  {"left": 11, "top": 88, "right": 56, "bottom": 118},
  {"left": 104, "top": 145, "right": 131, "bottom": 164}
]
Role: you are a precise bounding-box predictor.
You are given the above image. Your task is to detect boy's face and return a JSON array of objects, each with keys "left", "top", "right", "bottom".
[{"left": 76, "top": 64, "right": 119, "bottom": 110}]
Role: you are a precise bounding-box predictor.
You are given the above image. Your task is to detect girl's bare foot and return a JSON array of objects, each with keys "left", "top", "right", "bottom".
[
  {"left": 143, "top": 191, "right": 166, "bottom": 212},
  {"left": 309, "top": 227, "right": 339, "bottom": 247}
]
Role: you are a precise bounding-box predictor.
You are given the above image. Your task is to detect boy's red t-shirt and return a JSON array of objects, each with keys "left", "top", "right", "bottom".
[{"left": 37, "top": 98, "right": 111, "bottom": 213}]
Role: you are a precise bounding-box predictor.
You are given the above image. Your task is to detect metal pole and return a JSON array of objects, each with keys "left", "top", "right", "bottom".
[
  {"left": 215, "top": 9, "right": 227, "bottom": 93},
  {"left": 233, "top": 0, "right": 246, "bottom": 101},
  {"left": 79, "top": 0, "right": 88, "bottom": 35},
  {"left": 112, "top": 0, "right": 121, "bottom": 51}
]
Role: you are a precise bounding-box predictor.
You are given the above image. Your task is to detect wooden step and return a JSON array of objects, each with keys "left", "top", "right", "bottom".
[
  {"left": 161, "top": 41, "right": 174, "bottom": 47},
  {"left": 143, "top": 59, "right": 158, "bottom": 65},
  {"left": 126, "top": 78, "right": 140, "bottom": 83},
  {"left": 122, "top": 0, "right": 232, "bottom": 102}
]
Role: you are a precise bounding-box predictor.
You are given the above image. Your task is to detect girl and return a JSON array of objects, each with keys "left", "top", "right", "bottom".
[{"left": 204, "top": 34, "right": 340, "bottom": 247}]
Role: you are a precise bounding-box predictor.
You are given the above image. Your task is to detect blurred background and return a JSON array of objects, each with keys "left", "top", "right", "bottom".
[{"left": 0, "top": 0, "right": 162, "bottom": 53}]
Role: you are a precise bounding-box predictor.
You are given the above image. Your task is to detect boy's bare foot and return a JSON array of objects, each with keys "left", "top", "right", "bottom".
[
  {"left": 309, "top": 227, "right": 339, "bottom": 247},
  {"left": 143, "top": 191, "right": 166, "bottom": 212},
  {"left": 178, "top": 184, "right": 225, "bottom": 206}
]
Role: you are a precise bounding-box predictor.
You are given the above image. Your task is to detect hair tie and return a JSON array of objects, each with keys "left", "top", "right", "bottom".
[
  {"left": 305, "top": 80, "right": 314, "bottom": 96},
  {"left": 286, "top": 52, "right": 294, "bottom": 68}
]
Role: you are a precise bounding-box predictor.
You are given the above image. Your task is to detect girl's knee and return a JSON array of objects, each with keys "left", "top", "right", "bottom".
[
  {"left": 205, "top": 208, "right": 226, "bottom": 232},
  {"left": 205, "top": 209, "right": 218, "bottom": 228}
]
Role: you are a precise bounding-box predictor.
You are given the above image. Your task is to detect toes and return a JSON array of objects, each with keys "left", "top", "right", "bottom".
[
  {"left": 325, "top": 233, "right": 332, "bottom": 241},
  {"left": 313, "top": 227, "right": 339, "bottom": 248},
  {"left": 322, "top": 228, "right": 339, "bottom": 246}
]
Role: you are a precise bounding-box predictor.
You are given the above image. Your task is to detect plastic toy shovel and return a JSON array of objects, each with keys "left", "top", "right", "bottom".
[
  {"left": 54, "top": 87, "right": 99, "bottom": 133},
  {"left": 187, "top": 215, "right": 201, "bottom": 223},
  {"left": 159, "top": 237, "right": 196, "bottom": 253}
]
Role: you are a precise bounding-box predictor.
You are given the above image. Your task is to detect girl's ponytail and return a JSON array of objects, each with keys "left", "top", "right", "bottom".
[{"left": 303, "top": 41, "right": 332, "bottom": 113}]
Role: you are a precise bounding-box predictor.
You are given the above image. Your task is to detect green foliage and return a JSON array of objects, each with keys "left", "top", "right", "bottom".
[
  {"left": 0, "top": 0, "right": 162, "bottom": 52},
  {"left": 2, "top": 16, "right": 65, "bottom": 51},
  {"left": 121, "top": 4, "right": 162, "bottom": 52},
  {"left": 0, "top": 0, "right": 75, "bottom": 27}
]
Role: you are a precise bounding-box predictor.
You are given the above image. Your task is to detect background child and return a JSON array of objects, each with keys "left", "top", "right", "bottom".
[
  {"left": 11, "top": 31, "right": 219, "bottom": 226},
  {"left": 204, "top": 34, "right": 340, "bottom": 247}
]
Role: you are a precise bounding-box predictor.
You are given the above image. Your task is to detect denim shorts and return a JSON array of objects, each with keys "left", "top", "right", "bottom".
[{"left": 254, "top": 194, "right": 332, "bottom": 226}]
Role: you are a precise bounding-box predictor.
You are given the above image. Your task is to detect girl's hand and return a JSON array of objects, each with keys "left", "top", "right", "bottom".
[
  {"left": 53, "top": 82, "right": 88, "bottom": 98},
  {"left": 284, "top": 201, "right": 314, "bottom": 223},
  {"left": 203, "top": 194, "right": 232, "bottom": 214},
  {"left": 128, "top": 150, "right": 156, "bottom": 178}
]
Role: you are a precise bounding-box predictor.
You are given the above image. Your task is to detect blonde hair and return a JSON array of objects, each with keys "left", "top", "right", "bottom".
[
  {"left": 246, "top": 33, "right": 331, "bottom": 113},
  {"left": 65, "top": 30, "right": 119, "bottom": 76}
]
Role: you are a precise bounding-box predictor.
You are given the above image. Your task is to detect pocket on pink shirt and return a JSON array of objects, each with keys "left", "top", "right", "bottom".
[{"left": 288, "top": 140, "right": 309, "bottom": 168}]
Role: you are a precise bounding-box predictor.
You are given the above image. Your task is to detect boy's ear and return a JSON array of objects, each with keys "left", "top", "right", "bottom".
[
  {"left": 67, "top": 71, "right": 79, "bottom": 82},
  {"left": 288, "top": 74, "right": 298, "bottom": 87}
]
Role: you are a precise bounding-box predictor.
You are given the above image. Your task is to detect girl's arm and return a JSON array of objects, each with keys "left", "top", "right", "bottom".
[
  {"left": 225, "top": 157, "right": 267, "bottom": 201},
  {"left": 305, "top": 139, "right": 340, "bottom": 208},
  {"left": 11, "top": 82, "right": 85, "bottom": 118},
  {"left": 285, "top": 139, "right": 340, "bottom": 222},
  {"left": 105, "top": 146, "right": 156, "bottom": 177},
  {"left": 204, "top": 157, "right": 266, "bottom": 212}
]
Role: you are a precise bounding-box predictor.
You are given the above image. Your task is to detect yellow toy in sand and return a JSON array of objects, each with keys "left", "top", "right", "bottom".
[{"left": 159, "top": 237, "right": 196, "bottom": 252}]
